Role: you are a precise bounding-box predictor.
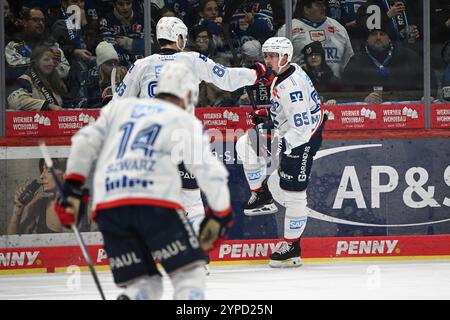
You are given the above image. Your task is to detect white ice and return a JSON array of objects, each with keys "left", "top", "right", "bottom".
[{"left": 1, "top": 260, "right": 450, "bottom": 300}]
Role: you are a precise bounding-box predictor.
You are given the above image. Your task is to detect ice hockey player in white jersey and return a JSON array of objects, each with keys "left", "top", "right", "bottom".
[
  {"left": 54, "top": 62, "right": 234, "bottom": 299},
  {"left": 236, "top": 37, "right": 326, "bottom": 267},
  {"left": 112, "top": 16, "right": 273, "bottom": 236}
]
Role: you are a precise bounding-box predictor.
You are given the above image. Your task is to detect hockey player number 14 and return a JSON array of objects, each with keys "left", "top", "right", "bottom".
[{"left": 117, "top": 122, "right": 161, "bottom": 159}]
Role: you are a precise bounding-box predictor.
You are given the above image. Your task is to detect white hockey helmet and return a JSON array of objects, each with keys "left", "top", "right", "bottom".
[
  {"left": 155, "top": 62, "right": 199, "bottom": 113},
  {"left": 156, "top": 17, "right": 188, "bottom": 51},
  {"left": 262, "top": 37, "right": 293, "bottom": 69}
]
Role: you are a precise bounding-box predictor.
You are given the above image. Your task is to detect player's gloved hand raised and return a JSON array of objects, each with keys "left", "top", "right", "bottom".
[
  {"left": 251, "top": 63, "right": 275, "bottom": 87},
  {"left": 199, "top": 207, "right": 234, "bottom": 252},
  {"left": 250, "top": 107, "right": 269, "bottom": 126},
  {"left": 54, "top": 179, "right": 90, "bottom": 227}
]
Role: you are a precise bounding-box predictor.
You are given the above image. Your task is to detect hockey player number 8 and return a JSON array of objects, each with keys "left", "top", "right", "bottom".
[{"left": 117, "top": 122, "right": 162, "bottom": 159}]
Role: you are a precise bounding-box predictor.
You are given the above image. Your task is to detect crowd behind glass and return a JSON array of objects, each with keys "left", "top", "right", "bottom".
[{"left": 3, "top": 0, "right": 450, "bottom": 111}]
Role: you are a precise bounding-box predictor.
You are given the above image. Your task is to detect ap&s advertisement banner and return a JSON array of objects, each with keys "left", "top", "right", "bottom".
[{"left": 1, "top": 137, "right": 449, "bottom": 239}]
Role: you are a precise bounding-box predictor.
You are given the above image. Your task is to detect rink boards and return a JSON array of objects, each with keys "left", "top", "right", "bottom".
[
  {"left": 1, "top": 113, "right": 450, "bottom": 274},
  {"left": 1, "top": 234, "right": 450, "bottom": 274}
]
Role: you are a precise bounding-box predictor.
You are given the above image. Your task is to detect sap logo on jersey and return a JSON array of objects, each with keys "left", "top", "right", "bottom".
[
  {"left": 289, "top": 219, "right": 306, "bottom": 230},
  {"left": 0, "top": 251, "right": 40, "bottom": 267},
  {"left": 105, "top": 175, "right": 153, "bottom": 192},
  {"left": 289, "top": 91, "right": 304, "bottom": 102},
  {"left": 247, "top": 171, "right": 263, "bottom": 181},
  {"left": 336, "top": 240, "right": 399, "bottom": 255}
]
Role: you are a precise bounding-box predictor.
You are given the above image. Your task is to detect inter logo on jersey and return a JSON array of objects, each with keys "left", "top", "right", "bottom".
[{"left": 289, "top": 91, "right": 304, "bottom": 102}]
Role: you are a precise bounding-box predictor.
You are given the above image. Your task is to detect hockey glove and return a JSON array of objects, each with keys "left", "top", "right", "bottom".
[
  {"left": 248, "top": 120, "right": 276, "bottom": 157},
  {"left": 250, "top": 107, "right": 270, "bottom": 126},
  {"left": 251, "top": 63, "right": 275, "bottom": 87},
  {"left": 54, "top": 179, "right": 90, "bottom": 227},
  {"left": 199, "top": 207, "right": 234, "bottom": 252}
]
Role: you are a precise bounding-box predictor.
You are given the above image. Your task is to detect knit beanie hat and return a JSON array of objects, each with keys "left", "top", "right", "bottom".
[
  {"left": 302, "top": 41, "right": 324, "bottom": 58},
  {"left": 96, "top": 41, "right": 119, "bottom": 66},
  {"left": 241, "top": 40, "right": 263, "bottom": 61}
]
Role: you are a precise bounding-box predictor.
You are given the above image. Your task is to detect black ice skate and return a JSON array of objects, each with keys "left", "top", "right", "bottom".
[
  {"left": 269, "top": 240, "right": 302, "bottom": 268},
  {"left": 243, "top": 183, "right": 278, "bottom": 216}
]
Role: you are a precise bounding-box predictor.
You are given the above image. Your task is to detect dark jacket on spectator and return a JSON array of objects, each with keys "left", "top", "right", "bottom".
[
  {"left": 51, "top": 19, "right": 99, "bottom": 63},
  {"left": 5, "top": 33, "right": 71, "bottom": 85},
  {"left": 342, "top": 43, "right": 437, "bottom": 100},
  {"left": 356, "top": 0, "right": 421, "bottom": 44},
  {"left": 99, "top": 9, "right": 145, "bottom": 66}
]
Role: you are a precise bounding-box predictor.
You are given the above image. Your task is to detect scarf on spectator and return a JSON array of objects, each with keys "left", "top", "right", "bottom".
[
  {"left": 365, "top": 43, "right": 394, "bottom": 78},
  {"left": 30, "top": 69, "right": 58, "bottom": 105},
  {"left": 113, "top": 8, "right": 134, "bottom": 27},
  {"left": 382, "top": 0, "right": 410, "bottom": 41},
  {"left": 61, "top": 7, "right": 85, "bottom": 49}
]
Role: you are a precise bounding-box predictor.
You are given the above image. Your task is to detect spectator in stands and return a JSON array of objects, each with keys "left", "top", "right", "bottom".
[
  {"left": 431, "top": 1, "right": 450, "bottom": 70},
  {"left": 325, "top": 0, "right": 368, "bottom": 51},
  {"left": 240, "top": 39, "right": 263, "bottom": 67},
  {"left": 5, "top": 7, "right": 71, "bottom": 86},
  {"left": 189, "top": 25, "right": 216, "bottom": 58},
  {"left": 356, "top": 0, "right": 420, "bottom": 47},
  {"left": 236, "top": 40, "right": 271, "bottom": 107},
  {"left": 229, "top": 0, "right": 274, "bottom": 46},
  {"left": 50, "top": 0, "right": 98, "bottom": 65},
  {"left": 342, "top": 25, "right": 435, "bottom": 103},
  {"left": 196, "top": 0, "right": 230, "bottom": 62},
  {"left": 99, "top": 0, "right": 145, "bottom": 67},
  {"left": 301, "top": 41, "right": 340, "bottom": 105},
  {"left": 198, "top": 82, "right": 236, "bottom": 107},
  {"left": 441, "top": 41, "right": 450, "bottom": 102},
  {"left": 8, "top": 46, "right": 69, "bottom": 111},
  {"left": 4, "top": 0, "right": 19, "bottom": 44},
  {"left": 164, "top": 0, "right": 200, "bottom": 29},
  {"left": 277, "top": 0, "right": 354, "bottom": 78},
  {"left": 71, "top": 41, "right": 127, "bottom": 108},
  {"left": 7, "top": 159, "right": 66, "bottom": 235}
]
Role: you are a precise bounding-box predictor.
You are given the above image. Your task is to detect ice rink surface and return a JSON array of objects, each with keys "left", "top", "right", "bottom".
[{"left": 1, "top": 260, "right": 450, "bottom": 300}]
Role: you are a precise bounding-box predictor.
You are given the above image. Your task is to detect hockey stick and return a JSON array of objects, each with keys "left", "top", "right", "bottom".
[
  {"left": 245, "top": 85, "right": 258, "bottom": 111},
  {"left": 38, "top": 140, "right": 106, "bottom": 300},
  {"left": 111, "top": 67, "right": 117, "bottom": 94}
]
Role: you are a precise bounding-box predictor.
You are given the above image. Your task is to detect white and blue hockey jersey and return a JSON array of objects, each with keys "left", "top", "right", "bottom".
[
  {"left": 277, "top": 17, "right": 354, "bottom": 78},
  {"left": 113, "top": 49, "right": 257, "bottom": 100},
  {"left": 269, "top": 63, "right": 324, "bottom": 154},
  {"left": 65, "top": 97, "right": 230, "bottom": 217}
]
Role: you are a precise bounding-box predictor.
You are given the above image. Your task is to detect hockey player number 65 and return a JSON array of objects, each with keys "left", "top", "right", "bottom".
[{"left": 293, "top": 112, "right": 310, "bottom": 127}]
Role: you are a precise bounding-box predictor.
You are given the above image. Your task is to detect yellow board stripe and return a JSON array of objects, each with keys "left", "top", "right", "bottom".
[
  {"left": 0, "top": 268, "right": 48, "bottom": 275},
  {"left": 54, "top": 266, "right": 111, "bottom": 273}
]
